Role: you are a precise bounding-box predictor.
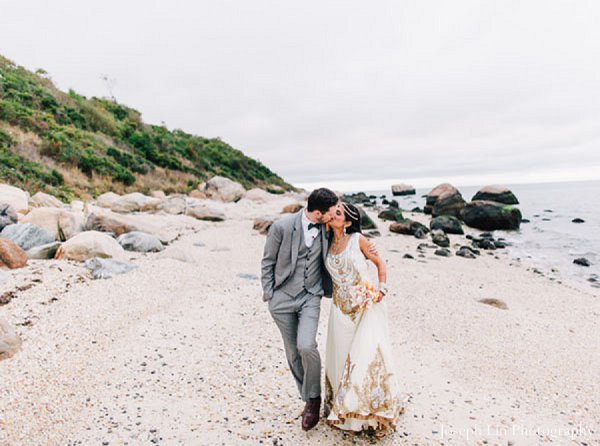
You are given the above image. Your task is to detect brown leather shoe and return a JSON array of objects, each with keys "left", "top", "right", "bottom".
[{"left": 301, "top": 397, "right": 321, "bottom": 431}]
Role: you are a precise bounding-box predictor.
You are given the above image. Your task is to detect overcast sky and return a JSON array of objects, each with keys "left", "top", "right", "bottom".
[{"left": 1, "top": 0, "right": 599, "bottom": 190}]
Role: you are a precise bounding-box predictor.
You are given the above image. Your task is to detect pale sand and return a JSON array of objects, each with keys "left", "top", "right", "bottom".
[{"left": 1, "top": 198, "right": 599, "bottom": 445}]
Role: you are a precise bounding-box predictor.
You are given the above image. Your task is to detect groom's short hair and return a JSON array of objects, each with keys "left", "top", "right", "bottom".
[{"left": 307, "top": 188, "right": 339, "bottom": 213}]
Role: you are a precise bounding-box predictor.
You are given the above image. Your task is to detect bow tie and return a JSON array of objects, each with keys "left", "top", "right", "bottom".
[{"left": 308, "top": 223, "right": 320, "bottom": 231}]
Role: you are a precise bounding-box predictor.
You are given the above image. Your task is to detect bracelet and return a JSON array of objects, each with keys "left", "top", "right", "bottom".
[{"left": 378, "top": 283, "right": 388, "bottom": 296}]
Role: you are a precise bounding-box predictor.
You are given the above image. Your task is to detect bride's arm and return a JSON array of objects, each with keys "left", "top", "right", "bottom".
[{"left": 358, "top": 234, "right": 387, "bottom": 285}]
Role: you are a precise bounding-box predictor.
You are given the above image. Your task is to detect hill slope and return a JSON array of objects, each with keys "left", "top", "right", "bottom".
[{"left": 0, "top": 55, "right": 291, "bottom": 201}]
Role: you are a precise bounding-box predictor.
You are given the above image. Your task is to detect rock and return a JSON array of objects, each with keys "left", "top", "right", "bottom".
[
  {"left": 572, "top": 218, "right": 585, "bottom": 223},
  {"left": 472, "top": 185, "right": 519, "bottom": 204},
  {"left": 157, "top": 247, "right": 195, "bottom": 263},
  {"left": 425, "top": 183, "right": 459, "bottom": 215},
  {"left": 189, "top": 189, "right": 208, "bottom": 200},
  {"left": 0, "top": 239, "right": 28, "bottom": 269},
  {"left": 430, "top": 215, "right": 464, "bottom": 235},
  {"left": 203, "top": 176, "right": 245, "bottom": 202},
  {"left": 377, "top": 209, "right": 404, "bottom": 222},
  {"left": 391, "top": 184, "right": 416, "bottom": 196},
  {"left": 96, "top": 192, "right": 121, "bottom": 209},
  {"left": 434, "top": 248, "right": 452, "bottom": 257},
  {"left": 341, "top": 192, "right": 371, "bottom": 205},
  {"left": 84, "top": 257, "right": 138, "bottom": 279},
  {"left": 456, "top": 246, "right": 477, "bottom": 259},
  {"left": 29, "top": 191, "right": 64, "bottom": 208},
  {"left": 459, "top": 201, "right": 522, "bottom": 230},
  {"left": 117, "top": 231, "right": 164, "bottom": 253},
  {"left": 70, "top": 200, "right": 85, "bottom": 213},
  {"left": 478, "top": 298, "right": 508, "bottom": 310},
  {"left": 253, "top": 218, "right": 274, "bottom": 235},
  {"left": 358, "top": 207, "right": 377, "bottom": 230},
  {"left": 21, "top": 207, "right": 85, "bottom": 241},
  {"left": 0, "top": 319, "right": 22, "bottom": 360},
  {"left": 55, "top": 231, "right": 127, "bottom": 261},
  {"left": 266, "top": 184, "right": 285, "bottom": 194},
  {"left": 0, "top": 204, "right": 18, "bottom": 232},
  {"left": 414, "top": 227, "right": 428, "bottom": 239},
  {"left": 185, "top": 201, "right": 225, "bottom": 221},
  {"left": 521, "top": 218, "right": 530, "bottom": 223},
  {"left": 26, "top": 241, "right": 62, "bottom": 259},
  {"left": 389, "top": 219, "right": 429, "bottom": 237},
  {"left": 0, "top": 184, "right": 29, "bottom": 213},
  {"left": 411, "top": 207, "right": 423, "bottom": 213},
  {"left": 111, "top": 193, "right": 163, "bottom": 213},
  {"left": 282, "top": 203, "right": 303, "bottom": 214},
  {"left": 431, "top": 229, "right": 450, "bottom": 248},
  {"left": 0, "top": 223, "right": 55, "bottom": 251},
  {"left": 85, "top": 212, "right": 137, "bottom": 237},
  {"left": 432, "top": 189, "right": 466, "bottom": 218},
  {"left": 159, "top": 195, "right": 187, "bottom": 215},
  {"left": 389, "top": 200, "right": 399, "bottom": 209},
  {"left": 243, "top": 188, "right": 275, "bottom": 203},
  {"left": 150, "top": 190, "right": 166, "bottom": 199},
  {"left": 403, "top": 253, "right": 414, "bottom": 259},
  {"left": 472, "top": 238, "right": 496, "bottom": 250},
  {"left": 573, "top": 258, "right": 591, "bottom": 267}
]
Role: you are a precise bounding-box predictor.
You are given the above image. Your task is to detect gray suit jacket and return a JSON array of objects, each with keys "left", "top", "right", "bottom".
[{"left": 261, "top": 209, "right": 332, "bottom": 302}]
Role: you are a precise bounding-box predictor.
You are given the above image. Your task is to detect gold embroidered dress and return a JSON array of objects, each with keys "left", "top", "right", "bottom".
[{"left": 325, "top": 232, "right": 403, "bottom": 434}]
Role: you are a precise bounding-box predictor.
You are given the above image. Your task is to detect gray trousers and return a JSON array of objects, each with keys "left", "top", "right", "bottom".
[{"left": 268, "top": 289, "right": 322, "bottom": 402}]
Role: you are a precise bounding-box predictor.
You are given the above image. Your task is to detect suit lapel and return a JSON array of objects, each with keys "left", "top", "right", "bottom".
[{"left": 290, "top": 210, "right": 303, "bottom": 269}]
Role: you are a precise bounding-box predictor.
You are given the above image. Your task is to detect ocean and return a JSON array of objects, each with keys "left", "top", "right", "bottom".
[{"left": 362, "top": 180, "right": 600, "bottom": 289}]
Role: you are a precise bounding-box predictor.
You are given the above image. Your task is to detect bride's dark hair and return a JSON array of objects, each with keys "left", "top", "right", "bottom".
[{"left": 342, "top": 202, "right": 362, "bottom": 234}]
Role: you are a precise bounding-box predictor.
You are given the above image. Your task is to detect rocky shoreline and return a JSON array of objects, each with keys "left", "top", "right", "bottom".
[{"left": 1, "top": 179, "right": 599, "bottom": 445}]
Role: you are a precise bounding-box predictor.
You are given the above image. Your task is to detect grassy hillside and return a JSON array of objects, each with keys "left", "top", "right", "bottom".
[{"left": 0, "top": 55, "right": 291, "bottom": 201}]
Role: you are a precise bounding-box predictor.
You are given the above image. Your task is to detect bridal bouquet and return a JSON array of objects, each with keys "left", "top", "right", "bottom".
[{"left": 349, "top": 281, "right": 381, "bottom": 310}]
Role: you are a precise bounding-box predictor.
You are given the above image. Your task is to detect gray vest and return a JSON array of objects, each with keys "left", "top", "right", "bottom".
[{"left": 279, "top": 227, "right": 324, "bottom": 297}]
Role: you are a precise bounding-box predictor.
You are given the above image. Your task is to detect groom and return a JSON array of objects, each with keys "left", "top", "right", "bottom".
[{"left": 261, "top": 188, "right": 339, "bottom": 431}]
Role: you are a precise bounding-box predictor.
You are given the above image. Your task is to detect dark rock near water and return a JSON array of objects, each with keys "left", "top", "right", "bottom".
[
  {"left": 391, "top": 184, "right": 416, "bottom": 196},
  {"left": 341, "top": 192, "right": 371, "bottom": 205},
  {"left": 0, "top": 223, "right": 55, "bottom": 251},
  {"left": 382, "top": 199, "right": 389, "bottom": 205},
  {"left": 424, "top": 183, "right": 465, "bottom": 217},
  {"left": 0, "top": 204, "right": 18, "bottom": 232},
  {"left": 459, "top": 200, "right": 522, "bottom": 230},
  {"left": 389, "top": 200, "right": 399, "bottom": 209},
  {"left": 572, "top": 218, "right": 585, "bottom": 223},
  {"left": 358, "top": 207, "right": 377, "bottom": 230},
  {"left": 411, "top": 207, "right": 423, "bottom": 213},
  {"left": 431, "top": 229, "right": 450, "bottom": 248},
  {"left": 430, "top": 215, "right": 464, "bottom": 235},
  {"left": 472, "top": 185, "right": 519, "bottom": 204},
  {"left": 390, "top": 219, "right": 429, "bottom": 238},
  {"left": 403, "top": 253, "right": 414, "bottom": 259},
  {"left": 521, "top": 218, "right": 530, "bottom": 223},
  {"left": 473, "top": 238, "right": 496, "bottom": 250},
  {"left": 573, "top": 258, "right": 591, "bottom": 267},
  {"left": 378, "top": 209, "right": 404, "bottom": 222},
  {"left": 434, "top": 248, "right": 452, "bottom": 257},
  {"left": 456, "top": 246, "right": 478, "bottom": 259}
]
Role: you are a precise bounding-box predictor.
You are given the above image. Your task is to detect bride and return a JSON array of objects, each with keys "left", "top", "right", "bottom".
[{"left": 324, "top": 202, "right": 404, "bottom": 436}]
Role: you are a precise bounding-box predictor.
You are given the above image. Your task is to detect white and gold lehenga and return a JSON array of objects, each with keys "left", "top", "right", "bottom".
[{"left": 325, "top": 233, "right": 404, "bottom": 435}]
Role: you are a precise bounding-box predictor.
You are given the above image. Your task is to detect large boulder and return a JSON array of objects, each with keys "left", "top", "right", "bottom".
[
  {"left": 159, "top": 195, "right": 187, "bottom": 215},
  {"left": 459, "top": 200, "right": 522, "bottom": 230},
  {"left": 0, "top": 184, "right": 29, "bottom": 213},
  {"left": 243, "top": 188, "right": 275, "bottom": 203},
  {"left": 391, "top": 184, "right": 416, "bottom": 196},
  {"left": 55, "top": 231, "right": 127, "bottom": 261},
  {"left": 0, "top": 204, "right": 18, "bottom": 232},
  {"left": 185, "top": 201, "right": 225, "bottom": 221},
  {"left": 472, "top": 185, "right": 519, "bottom": 205},
  {"left": 430, "top": 215, "right": 464, "bottom": 235},
  {"left": 425, "top": 183, "right": 460, "bottom": 215},
  {"left": 432, "top": 190, "right": 466, "bottom": 218},
  {"left": 29, "top": 191, "right": 64, "bottom": 208},
  {"left": 203, "top": 176, "right": 245, "bottom": 202},
  {"left": 358, "top": 207, "right": 377, "bottom": 230},
  {"left": 253, "top": 218, "right": 275, "bottom": 235},
  {"left": 282, "top": 203, "right": 303, "bottom": 214},
  {"left": 21, "top": 207, "right": 85, "bottom": 241},
  {"left": 0, "top": 319, "right": 22, "bottom": 360},
  {"left": 0, "top": 223, "right": 55, "bottom": 251},
  {"left": 96, "top": 192, "right": 121, "bottom": 209},
  {"left": 111, "top": 193, "right": 163, "bottom": 213},
  {"left": 85, "top": 212, "right": 137, "bottom": 237},
  {"left": 117, "top": 231, "right": 164, "bottom": 253},
  {"left": 0, "top": 239, "right": 28, "bottom": 269}
]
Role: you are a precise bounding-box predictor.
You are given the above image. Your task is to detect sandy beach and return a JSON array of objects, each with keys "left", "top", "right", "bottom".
[{"left": 1, "top": 195, "right": 599, "bottom": 445}]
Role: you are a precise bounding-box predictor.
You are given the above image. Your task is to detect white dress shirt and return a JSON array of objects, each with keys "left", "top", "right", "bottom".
[{"left": 301, "top": 209, "right": 320, "bottom": 248}]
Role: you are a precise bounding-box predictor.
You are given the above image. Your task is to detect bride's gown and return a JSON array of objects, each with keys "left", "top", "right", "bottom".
[{"left": 325, "top": 232, "right": 404, "bottom": 434}]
